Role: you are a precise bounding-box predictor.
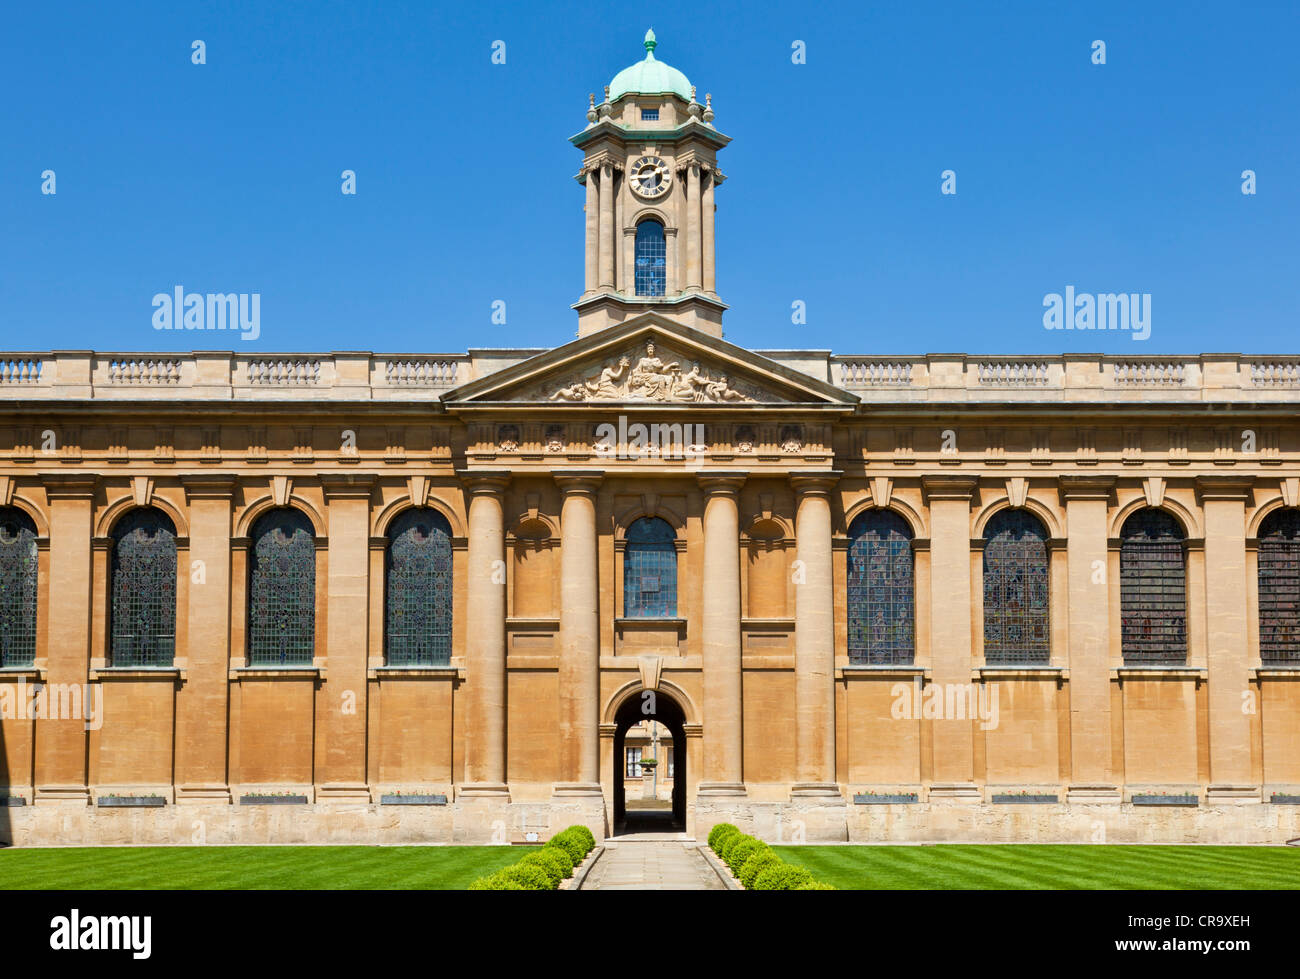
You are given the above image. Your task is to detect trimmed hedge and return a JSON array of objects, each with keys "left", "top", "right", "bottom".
[
  {"left": 725, "top": 837, "right": 765, "bottom": 874},
  {"left": 708, "top": 822, "right": 740, "bottom": 853},
  {"left": 707, "top": 828, "right": 836, "bottom": 890},
  {"left": 737, "top": 849, "right": 782, "bottom": 889},
  {"left": 468, "top": 824, "right": 596, "bottom": 891}
]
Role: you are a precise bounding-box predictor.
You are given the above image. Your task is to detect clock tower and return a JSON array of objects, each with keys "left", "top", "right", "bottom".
[{"left": 572, "top": 29, "right": 730, "bottom": 337}]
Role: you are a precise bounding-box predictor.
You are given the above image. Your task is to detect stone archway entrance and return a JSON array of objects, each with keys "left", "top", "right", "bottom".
[{"left": 612, "top": 688, "right": 687, "bottom": 834}]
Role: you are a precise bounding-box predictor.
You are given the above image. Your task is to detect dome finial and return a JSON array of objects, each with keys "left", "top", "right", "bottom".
[{"left": 644, "top": 28, "right": 657, "bottom": 56}]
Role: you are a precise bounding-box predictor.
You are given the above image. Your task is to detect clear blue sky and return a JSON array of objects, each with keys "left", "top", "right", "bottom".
[{"left": 2, "top": 0, "right": 1296, "bottom": 355}]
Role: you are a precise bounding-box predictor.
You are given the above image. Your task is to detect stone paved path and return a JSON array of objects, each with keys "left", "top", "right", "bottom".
[{"left": 580, "top": 840, "right": 726, "bottom": 890}]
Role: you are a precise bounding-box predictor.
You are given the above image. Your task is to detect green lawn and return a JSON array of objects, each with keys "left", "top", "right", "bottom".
[
  {"left": 777, "top": 844, "right": 1300, "bottom": 889},
  {"left": 0, "top": 845, "right": 523, "bottom": 890}
]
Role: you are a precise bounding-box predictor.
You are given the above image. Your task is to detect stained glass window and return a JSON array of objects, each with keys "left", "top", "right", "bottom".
[
  {"left": 625, "top": 517, "right": 676, "bottom": 617},
  {"left": 1120, "top": 508, "right": 1186, "bottom": 664},
  {"left": 386, "top": 508, "right": 453, "bottom": 666},
  {"left": 109, "top": 509, "right": 177, "bottom": 667},
  {"left": 0, "top": 507, "right": 38, "bottom": 668},
  {"left": 248, "top": 508, "right": 316, "bottom": 666},
  {"left": 1258, "top": 508, "right": 1300, "bottom": 666},
  {"left": 635, "top": 220, "right": 666, "bottom": 297},
  {"left": 983, "top": 509, "right": 1050, "bottom": 664},
  {"left": 847, "top": 510, "right": 915, "bottom": 665}
]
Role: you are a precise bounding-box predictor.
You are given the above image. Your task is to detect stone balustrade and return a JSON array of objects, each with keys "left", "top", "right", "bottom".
[
  {"left": 0, "top": 351, "right": 473, "bottom": 401},
  {"left": 2, "top": 350, "right": 1299, "bottom": 403}
]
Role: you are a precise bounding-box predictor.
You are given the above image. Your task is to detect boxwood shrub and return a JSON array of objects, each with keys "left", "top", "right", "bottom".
[
  {"left": 545, "top": 830, "right": 588, "bottom": 865},
  {"left": 469, "top": 825, "right": 595, "bottom": 891},
  {"left": 737, "top": 849, "right": 782, "bottom": 889},
  {"left": 753, "top": 863, "right": 815, "bottom": 891},
  {"left": 531, "top": 844, "right": 574, "bottom": 879},
  {"left": 518, "top": 851, "right": 565, "bottom": 888},
  {"left": 708, "top": 822, "right": 740, "bottom": 853},
  {"left": 468, "top": 873, "right": 527, "bottom": 890},
  {"left": 725, "top": 837, "right": 765, "bottom": 874}
]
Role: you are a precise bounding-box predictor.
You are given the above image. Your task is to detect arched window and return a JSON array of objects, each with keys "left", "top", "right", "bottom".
[
  {"left": 983, "top": 509, "right": 1050, "bottom": 664},
  {"left": 624, "top": 517, "right": 677, "bottom": 617},
  {"left": 0, "top": 507, "right": 38, "bottom": 668},
  {"left": 109, "top": 508, "right": 177, "bottom": 667},
  {"left": 847, "top": 510, "right": 915, "bottom": 665},
  {"left": 635, "top": 220, "right": 666, "bottom": 297},
  {"left": 1120, "top": 508, "right": 1186, "bottom": 664},
  {"left": 386, "top": 508, "right": 453, "bottom": 666},
  {"left": 1258, "top": 508, "right": 1300, "bottom": 666},
  {"left": 248, "top": 509, "right": 316, "bottom": 666}
]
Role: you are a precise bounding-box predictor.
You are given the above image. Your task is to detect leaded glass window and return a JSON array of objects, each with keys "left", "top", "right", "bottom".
[
  {"left": 386, "top": 508, "right": 453, "bottom": 666},
  {"left": 0, "top": 508, "right": 38, "bottom": 668},
  {"left": 1258, "top": 509, "right": 1300, "bottom": 666},
  {"left": 847, "top": 510, "right": 915, "bottom": 665},
  {"left": 635, "top": 220, "right": 666, "bottom": 297},
  {"left": 109, "top": 509, "right": 177, "bottom": 667},
  {"left": 1120, "top": 508, "right": 1186, "bottom": 664},
  {"left": 983, "top": 509, "right": 1050, "bottom": 664},
  {"left": 624, "top": 517, "right": 676, "bottom": 617},
  {"left": 248, "top": 508, "right": 316, "bottom": 666}
]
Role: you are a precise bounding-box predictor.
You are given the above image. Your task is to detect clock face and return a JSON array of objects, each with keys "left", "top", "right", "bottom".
[{"left": 630, "top": 155, "right": 671, "bottom": 199}]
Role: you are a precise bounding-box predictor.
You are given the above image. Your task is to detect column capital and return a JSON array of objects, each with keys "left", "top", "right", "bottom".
[
  {"left": 921, "top": 474, "right": 978, "bottom": 502},
  {"left": 41, "top": 473, "right": 98, "bottom": 499},
  {"left": 1057, "top": 474, "right": 1116, "bottom": 502},
  {"left": 553, "top": 469, "right": 604, "bottom": 495},
  {"left": 457, "top": 469, "right": 511, "bottom": 495},
  {"left": 319, "top": 473, "right": 377, "bottom": 500},
  {"left": 181, "top": 473, "right": 238, "bottom": 501},
  {"left": 697, "top": 471, "right": 746, "bottom": 495},
  {"left": 1195, "top": 474, "right": 1255, "bottom": 502},
  {"left": 789, "top": 471, "right": 841, "bottom": 497}
]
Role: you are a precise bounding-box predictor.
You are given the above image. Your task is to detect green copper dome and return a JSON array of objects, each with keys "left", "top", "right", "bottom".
[{"left": 608, "top": 29, "right": 693, "bottom": 102}]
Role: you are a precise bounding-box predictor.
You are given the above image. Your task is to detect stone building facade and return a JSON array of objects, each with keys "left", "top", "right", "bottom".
[{"left": 1, "top": 34, "right": 1299, "bottom": 846}]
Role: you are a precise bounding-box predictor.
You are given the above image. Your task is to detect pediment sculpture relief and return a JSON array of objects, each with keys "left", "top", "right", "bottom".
[{"left": 547, "top": 342, "right": 754, "bottom": 403}]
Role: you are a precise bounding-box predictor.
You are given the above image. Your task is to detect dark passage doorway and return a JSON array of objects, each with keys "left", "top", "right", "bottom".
[{"left": 612, "top": 688, "right": 686, "bottom": 834}]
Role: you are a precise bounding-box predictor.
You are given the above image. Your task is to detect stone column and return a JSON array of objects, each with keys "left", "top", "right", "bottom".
[
  {"left": 1198, "top": 476, "right": 1256, "bottom": 801},
  {"left": 697, "top": 473, "right": 746, "bottom": 797},
  {"left": 921, "top": 476, "right": 979, "bottom": 797},
  {"left": 318, "top": 473, "right": 375, "bottom": 801},
  {"left": 790, "top": 472, "right": 840, "bottom": 796},
  {"left": 554, "top": 470, "right": 604, "bottom": 798},
  {"left": 583, "top": 166, "right": 598, "bottom": 296},
  {"left": 598, "top": 163, "right": 615, "bottom": 290},
  {"left": 176, "top": 475, "right": 237, "bottom": 802},
  {"left": 701, "top": 169, "right": 716, "bottom": 295},
  {"left": 685, "top": 163, "right": 702, "bottom": 290},
  {"left": 36, "top": 475, "right": 96, "bottom": 804},
  {"left": 1059, "top": 476, "right": 1120, "bottom": 802},
  {"left": 459, "top": 471, "right": 510, "bottom": 797},
  {"left": 665, "top": 227, "right": 679, "bottom": 294}
]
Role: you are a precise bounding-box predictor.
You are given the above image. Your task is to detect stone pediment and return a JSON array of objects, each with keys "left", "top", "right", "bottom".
[{"left": 442, "top": 315, "right": 858, "bottom": 408}]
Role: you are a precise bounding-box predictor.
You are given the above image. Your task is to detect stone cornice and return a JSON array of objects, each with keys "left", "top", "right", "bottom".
[
  {"left": 1195, "top": 474, "right": 1255, "bottom": 501},
  {"left": 1057, "top": 474, "right": 1117, "bottom": 501},
  {"left": 553, "top": 469, "right": 604, "bottom": 495},
  {"left": 457, "top": 469, "right": 511, "bottom": 495},
  {"left": 319, "top": 473, "right": 378, "bottom": 499},
  {"left": 921, "top": 474, "right": 978, "bottom": 502},
  {"left": 181, "top": 473, "right": 238, "bottom": 500},
  {"left": 789, "top": 471, "right": 841, "bottom": 496},
  {"left": 41, "top": 473, "right": 98, "bottom": 498},
  {"left": 697, "top": 471, "right": 747, "bottom": 494}
]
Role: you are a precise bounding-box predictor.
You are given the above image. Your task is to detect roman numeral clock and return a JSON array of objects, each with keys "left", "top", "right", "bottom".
[{"left": 630, "top": 155, "right": 671, "bottom": 199}]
